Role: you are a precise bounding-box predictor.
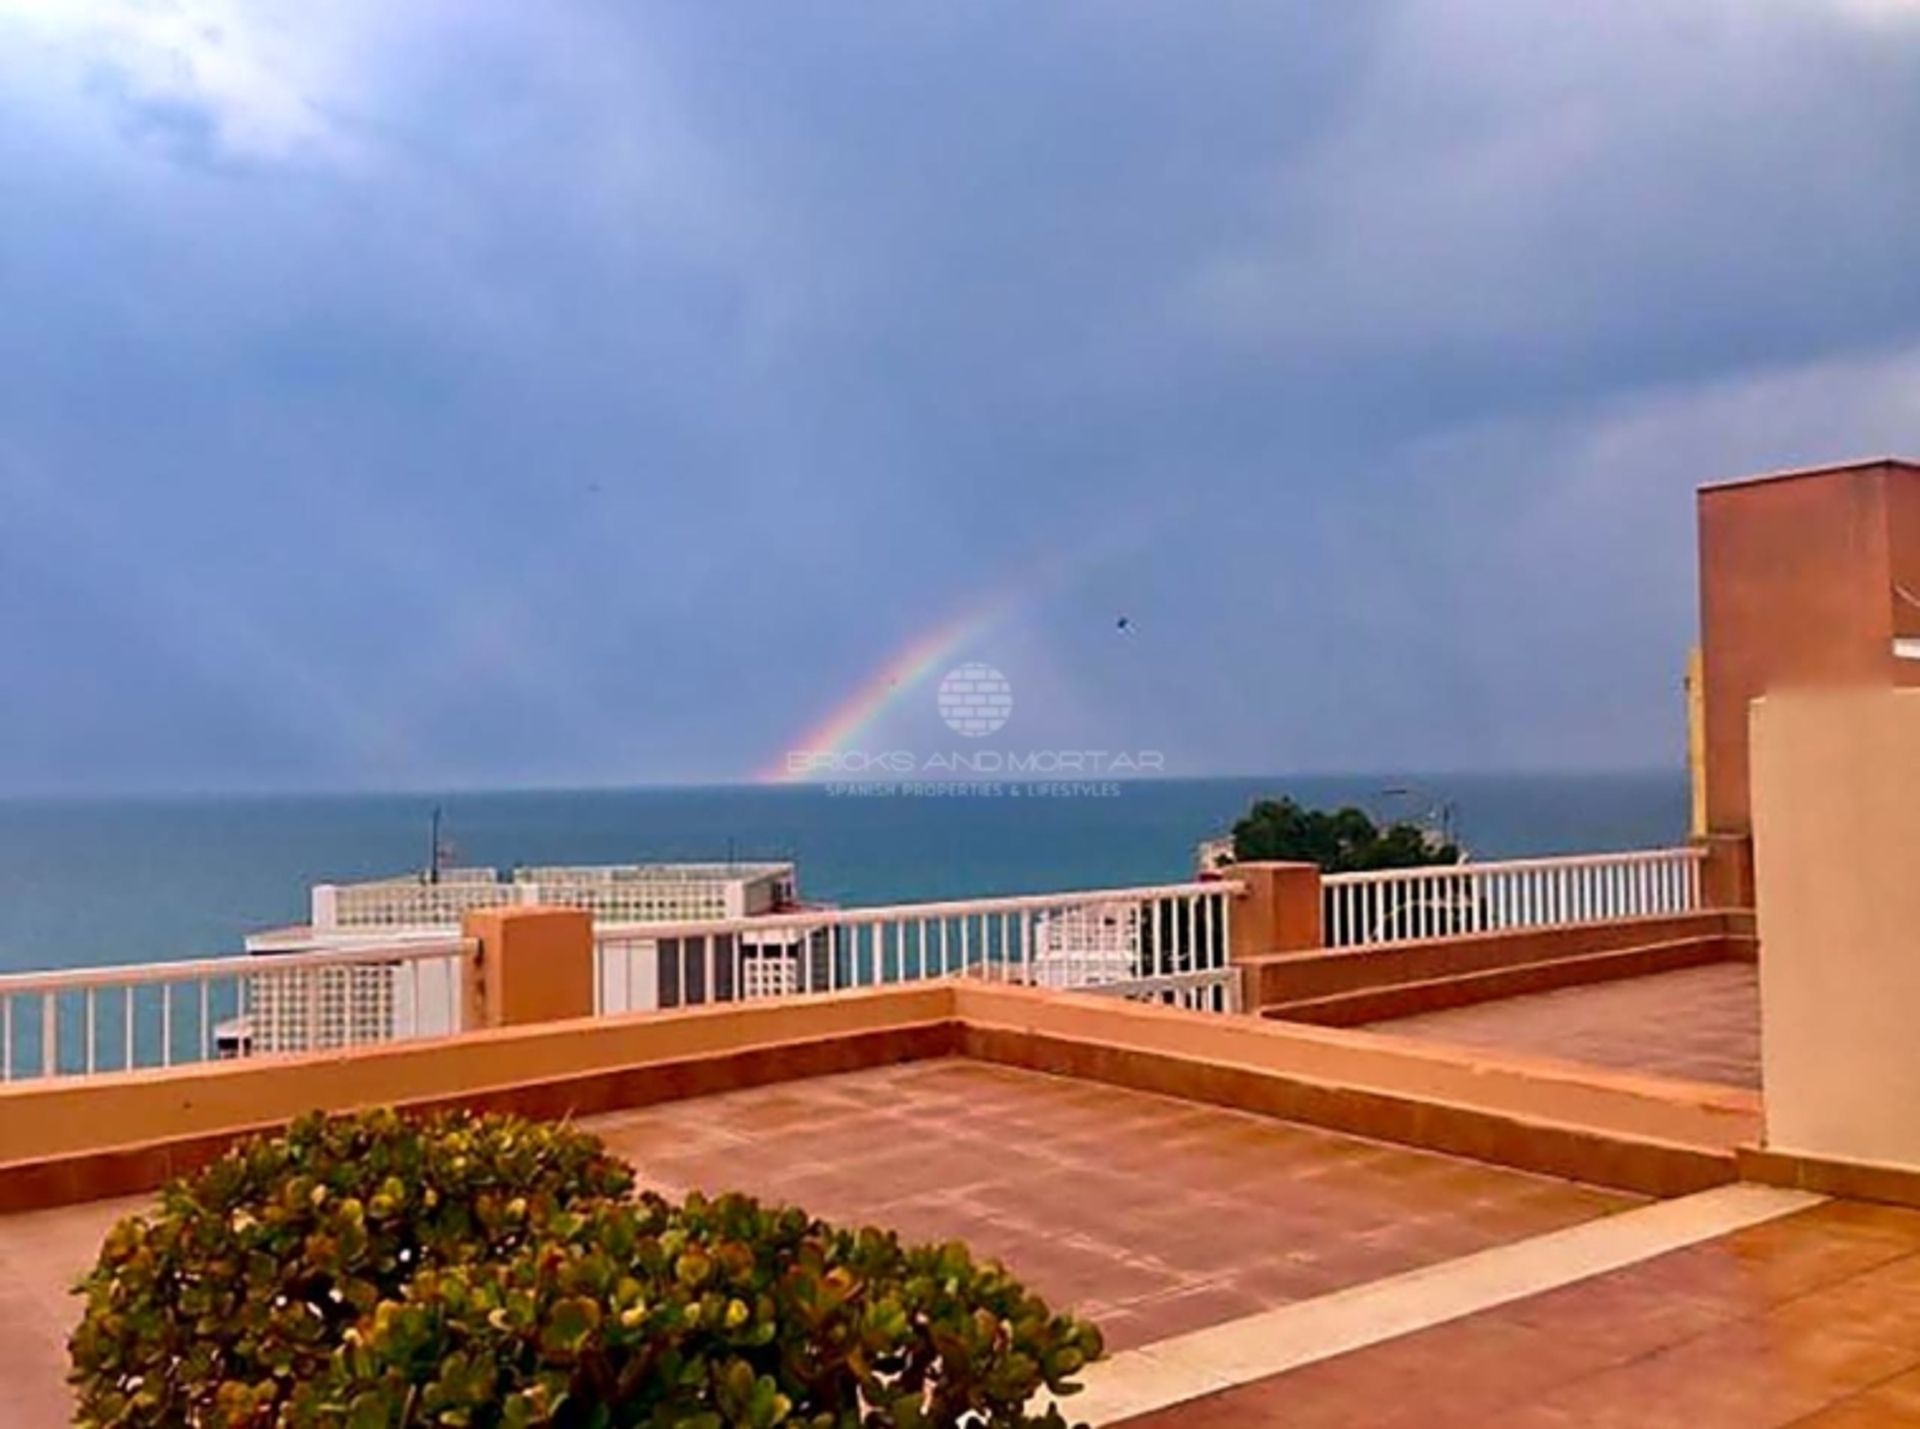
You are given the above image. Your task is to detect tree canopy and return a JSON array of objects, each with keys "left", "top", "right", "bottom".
[{"left": 1228, "top": 796, "right": 1461, "bottom": 873}]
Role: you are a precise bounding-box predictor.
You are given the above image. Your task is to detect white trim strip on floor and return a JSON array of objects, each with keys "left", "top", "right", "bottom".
[{"left": 1060, "top": 1183, "right": 1825, "bottom": 1426}]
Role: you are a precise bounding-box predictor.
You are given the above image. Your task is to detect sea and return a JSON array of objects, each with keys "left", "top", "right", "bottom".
[{"left": 0, "top": 773, "right": 1687, "bottom": 975}]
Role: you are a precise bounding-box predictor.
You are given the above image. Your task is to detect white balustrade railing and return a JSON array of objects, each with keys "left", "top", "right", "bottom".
[
  {"left": 0, "top": 938, "right": 470, "bottom": 1083},
  {"left": 1321, "top": 846, "right": 1705, "bottom": 949},
  {"left": 0, "top": 850, "right": 1712, "bottom": 1082},
  {"left": 592, "top": 881, "right": 1241, "bottom": 1016}
]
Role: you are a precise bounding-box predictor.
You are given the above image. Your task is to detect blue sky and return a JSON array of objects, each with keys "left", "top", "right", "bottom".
[{"left": 4, "top": 1, "right": 1920, "bottom": 794}]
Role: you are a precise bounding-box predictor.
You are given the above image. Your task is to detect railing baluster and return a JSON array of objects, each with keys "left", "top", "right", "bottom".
[{"left": 1319, "top": 847, "right": 1704, "bottom": 949}]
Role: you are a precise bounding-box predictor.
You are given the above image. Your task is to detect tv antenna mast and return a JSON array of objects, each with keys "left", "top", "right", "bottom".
[{"left": 427, "top": 805, "right": 456, "bottom": 885}]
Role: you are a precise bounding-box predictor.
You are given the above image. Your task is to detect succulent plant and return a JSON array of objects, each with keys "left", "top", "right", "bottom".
[
  {"left": 70, "top": 1111, "right": 1101, "bottom": 1428},
  {"left": 295, "top": 1191, "right": 1101, "bottom": 1427},
  {"left": 70, "top": 1108, "right": 635, "bottom": 1427}
]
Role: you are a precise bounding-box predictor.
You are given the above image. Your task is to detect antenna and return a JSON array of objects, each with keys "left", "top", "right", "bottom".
[{"left": 426, "top": 806, "right": 456, "bottom": 885}]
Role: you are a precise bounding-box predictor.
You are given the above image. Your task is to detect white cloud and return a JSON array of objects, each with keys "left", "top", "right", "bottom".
[
  {"left": 0, "top": 0, "right": 359, "bottom": 162},
  {"left": 1835, "top": 0, "right": 1920, "bottom": 21}
]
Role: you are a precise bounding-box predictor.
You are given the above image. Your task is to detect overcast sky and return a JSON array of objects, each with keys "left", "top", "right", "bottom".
[{"left": 4, "top": 1, "right": 1920, "bottom": 794}]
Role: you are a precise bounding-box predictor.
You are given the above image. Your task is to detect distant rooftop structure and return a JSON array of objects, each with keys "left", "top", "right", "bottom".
[
  {"left": 235, "top": 861, "right": 803, "bottom": 1056},
  {"left": 246, "top": 861, "right": 799, "bottom": 953}
]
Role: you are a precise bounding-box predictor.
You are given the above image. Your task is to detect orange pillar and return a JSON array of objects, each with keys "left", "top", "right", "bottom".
[
  {"left": 461, "top": 906, "right": 595, "bottom": 1029},
  {"left": 1695, "top": 833, "right": 1755, "bottom": 912},
  {"left": 1227, "top": 861, "right": 1324, "bottom": 961}
]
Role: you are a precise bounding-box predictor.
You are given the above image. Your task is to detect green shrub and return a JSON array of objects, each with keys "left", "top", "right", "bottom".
[
  {"left": 292, "top": 1191, "right": 1102, "bottom": 1428},
  {"left": 71, "top": 1112, "right": 1103, "bottom": 1428},
  {"left": 70, "top": 1109, "right": 635, "bottom": 1427}
]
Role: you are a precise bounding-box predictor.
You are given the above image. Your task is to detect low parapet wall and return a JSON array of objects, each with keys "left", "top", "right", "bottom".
[
  {"left": 0, "top": 980, "right": 1759, "bottom": 1213},
  {"left": 0, "top": 986, "right": 958, "bottom": 1210},
  {"left": 953, "top": 983, "right": 1754, "bottom": 1196}
]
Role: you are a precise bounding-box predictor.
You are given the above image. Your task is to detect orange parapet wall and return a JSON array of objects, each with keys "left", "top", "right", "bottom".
[{"left": 1696, "top": 458, "right": 1920, "bottom": 837}]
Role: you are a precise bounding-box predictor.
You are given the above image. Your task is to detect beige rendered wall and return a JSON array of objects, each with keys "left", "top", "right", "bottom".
[{"left": 1753, "top": 687, "right": 1920, "bottom": 1164}]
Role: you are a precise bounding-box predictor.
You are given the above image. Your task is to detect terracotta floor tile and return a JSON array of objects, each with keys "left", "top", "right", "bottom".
[
  {"left": 0, "top": 1059, "right": 1643, "bottom": 1421},
  {"left": 1513, "top": 1319, "right": 1920, "bottom": 1428},
  {"left": 1364, "top": 962, "right": 1761, "bottom": 1088},
  {"left": 1121, "top": 1203, "right": 1920, "bottom": 1429},
  {"left": 1765, "top": 1255, "right": 1920, "bottom": 1351},
  {"left": 1792, "top": 1366, "right": 1920, "bottom": 1426},
  {"left": 1117, "top": 1279, "right": 1274, "bottom": 1347}
]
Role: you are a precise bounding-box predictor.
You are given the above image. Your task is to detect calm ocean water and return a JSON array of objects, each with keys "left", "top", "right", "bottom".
[{"left": 0, "top": 773, "right": 1686, "bottom": 974}]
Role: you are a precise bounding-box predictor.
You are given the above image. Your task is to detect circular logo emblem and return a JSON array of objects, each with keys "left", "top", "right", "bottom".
[{"left": 937, "top": 663, "right": 1013, "bottom": 737}]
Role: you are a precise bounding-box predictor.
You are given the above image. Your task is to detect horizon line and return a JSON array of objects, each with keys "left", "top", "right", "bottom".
[{"left": 0, "top": 765, "right": 1692, "bottom": 805}]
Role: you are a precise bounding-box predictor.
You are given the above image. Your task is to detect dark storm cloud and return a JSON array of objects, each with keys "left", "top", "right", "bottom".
[{"left": 2, "top": 0, "right": 1919, "bottom": 792}]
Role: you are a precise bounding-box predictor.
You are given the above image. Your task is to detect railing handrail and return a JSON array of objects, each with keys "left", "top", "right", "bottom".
[
  {"left": 1321, "top": 846, "right": 1703, "bottom": 887},
  {"left": 589, "top": 880, "right": 1242, "bottom": 944},
  {"left": 0, "top": 937, "right": 474, "bottom": 996}
]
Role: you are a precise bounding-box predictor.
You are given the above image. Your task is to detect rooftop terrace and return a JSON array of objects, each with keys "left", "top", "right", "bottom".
[
  {"left": 0, "top": 930, "right": 1828, "bottom": 1427},
  {"left": 5, "top": 1041, "right": 1905, "bottom": 1427},
  {"left": 1362, "top": 962, "right": 1762, "bottom": 1090},
  {"left": 1, "top": 1058, "right": 1651, "bottom": 1418},
  {"left": 3, "top": 835, "right": 1912, "bottom": 1426}
]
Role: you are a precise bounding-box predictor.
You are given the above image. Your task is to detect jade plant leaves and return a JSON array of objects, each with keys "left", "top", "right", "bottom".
[
  {"left": 70, "top": 1108, "right": 635, "bottom": 1427},
  {"left": 70, "top": 1110, "right": 1102, "bottom": 1428}
]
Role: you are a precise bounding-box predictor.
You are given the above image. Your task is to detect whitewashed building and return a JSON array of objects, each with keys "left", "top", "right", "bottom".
[{"left": 233, "top": 862, "right": 808, "bottom": 1053}]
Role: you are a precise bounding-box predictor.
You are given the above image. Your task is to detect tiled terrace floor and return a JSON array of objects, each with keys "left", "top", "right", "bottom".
[
  {"left": 1119, "top": 1198, "right": 1920, "bottom": 1428},
  {"left": 0, "top": 1059, "right": 1641, "bottom": 1419},
  {"left": 1363, "top": 962, "right": 1762, "bottom": 1089},
  {"left": 0, "top": 1191, "right": 143, "bottom": 1426},
  {"left": 585, "top": 1060, "right": 1641, "bottom": 1351}
]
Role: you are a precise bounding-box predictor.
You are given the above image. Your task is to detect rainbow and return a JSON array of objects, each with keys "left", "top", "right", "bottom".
[
  {"left": 760, "top": 509, "right": 1160, "bottom": 783},
  {"left": 759, "top": 603, "right": 1007, "bottom": 782}
]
